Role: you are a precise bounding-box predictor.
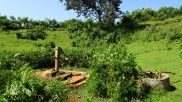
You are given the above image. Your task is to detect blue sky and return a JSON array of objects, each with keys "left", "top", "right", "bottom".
[{"left": 0, "top": 0, "right": 182, "bottom": 22}]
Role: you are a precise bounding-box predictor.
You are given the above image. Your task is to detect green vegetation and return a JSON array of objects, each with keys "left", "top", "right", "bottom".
[
  {"left": 0, "top": 5, "right": 182, "bottom": 102},
  {"left": 0, "top": 65, "right": 69, "bottom": 102},
  {"left": 16, "top": 26, "right": 47, "bottom": 40},
  {"left": 60, "top": 0, "right": 122, "bottom": 28}
]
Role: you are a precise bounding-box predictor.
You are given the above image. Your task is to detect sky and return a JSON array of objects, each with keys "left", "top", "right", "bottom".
[{"left": 0, "top": 0, "right": 182, "bottom": 22}]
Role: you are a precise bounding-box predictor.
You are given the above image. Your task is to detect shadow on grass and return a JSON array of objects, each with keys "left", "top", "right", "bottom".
[{"left": 169, "top": 85, "right": 176, "bottom": 91}]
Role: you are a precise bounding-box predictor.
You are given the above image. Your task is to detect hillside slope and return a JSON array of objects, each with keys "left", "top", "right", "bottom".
[{"left": 126, "top": 16, "right": 182, "bottom": 101}]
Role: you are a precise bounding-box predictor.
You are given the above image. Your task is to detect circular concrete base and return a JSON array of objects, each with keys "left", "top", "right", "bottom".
[{"left": 141, "top": 73, "right": 170, "bottom": 90}]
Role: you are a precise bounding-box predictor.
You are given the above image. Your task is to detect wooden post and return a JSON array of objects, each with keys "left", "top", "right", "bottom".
[{"left": 54, "top": 47, "right": 60, "bottom": 71}]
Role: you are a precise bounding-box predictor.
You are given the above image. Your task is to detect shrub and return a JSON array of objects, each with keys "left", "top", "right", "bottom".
[
  {"left": 0, "top": 70, "right": 19, "bottom": 94},
  {"left": 87, "top": 43, "right": 145, "bottom": 101},
  {"left": 105, "top": 31, "right": 120, "bottom": 43},
  {"left": 168, "top": 27, "right": 182, "bottom": 41},
  {"left": 45, "top": 41, "right": 55, "bottom": 48},
  {"left": 16, "top": 32, "right": 22, "bottom": 39},
  {"left": 0, "top": 48, "right": 54, "bottom": 70},
  {"left": 17, "top": 26, "right": 47, "bottom": 40},
  {"left": 61, "top": 48, "right": 91, "bottom": 68},
  {"left": 2, "top": 65, "right": 69, "bottom": 102},
  {"left": 14, "top": 48, "right": 54, "bottom": 69},
  {"left": 0, "top": 51, "right": 24, "bottom": 70}
]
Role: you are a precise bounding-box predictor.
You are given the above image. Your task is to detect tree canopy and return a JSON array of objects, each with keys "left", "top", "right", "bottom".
[{"left": 60, "top": 0, "right": 122, "bottom": 27}]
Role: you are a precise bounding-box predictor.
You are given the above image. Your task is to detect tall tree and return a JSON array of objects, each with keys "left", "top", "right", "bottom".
[{"left": 60, "top": 0, "right": 122, "bottom": 28}]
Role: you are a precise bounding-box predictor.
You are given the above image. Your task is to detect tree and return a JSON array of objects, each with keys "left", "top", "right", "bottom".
[
  {"left": 141, "top": 8, "right": 156, "bottom": 21},
  {"left": 21, "top": 17, "right": 29, "bottom": 28},
  {"left": 157, "top": 7, "right": 179, "bottom": 20},
  {"left": 60, "top": 0, "right": 122, "bottom": 28}
]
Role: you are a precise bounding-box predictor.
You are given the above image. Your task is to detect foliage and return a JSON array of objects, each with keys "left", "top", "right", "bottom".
[
  {"left": 131, "top": 21, "right": 182, "bottom": 42},
  {"left": 0, "top": 48, "right": 54, "bottom": 69},
  {"left": 14, "top": 48, "right": 54, "bottom": 69},
  {"left": 0, "top": 51, "right": 24, "bottom": 70},
  {"left": 88, "top": 43, "right": 145, "bottom": 101},
  {"left": 119, "top": 13, "right": 138, "bottom": 30},
  {"left": 16, "top": 26, "right": 47, "bottom": 40},
  {"left": 157, "top": 7, "right": 181, "bottom": 20},
  {"left": 61, "top": 48, "right": 91, "bottom": 68},
  {"left": 33, "top": 41, "right": 56, "bottom": 48},
  {"left": 1, "top": 65, "right": 69, "bottom": 102},
  {"left": 122, "top": 7, "right": 182, "bottom": 23},
  {"left": 0, "top": 15, "right": 62, "bottom": 30},
  {"left": 60, "top": 0, "right": 122, "bottom": 28},
  {"left": 0, "top": 47, "right": 91, "bottom": 69},
  {"left": 0, "top": 70, "right": 19, "bottom": 94}
]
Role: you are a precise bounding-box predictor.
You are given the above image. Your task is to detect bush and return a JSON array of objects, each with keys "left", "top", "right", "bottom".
[
  {"left": 16, "top": 32, "right": 22, "bottom": 39},
  {"left": 0, "top": 47, "right": 92, "bottom": 70},
  {"left": 0, "top": 70, "right": 19, "bottom": 94},
  {"left": 0, "top": 48, "right": 54, "bottom": 70},
  {"left": 0, "top": 51, "right": 24, "bottom": 70},
  {"left": 2, "top": 65, "right": 69, "bottom": 102},
  {"left": 45, "top": 41, "right": 55, "bottom": 48},
  {"left": 87, "top": 43, "right": 145, "bottom": 101},
  {"left": 61, "top": 48, "right": 91, "bottom": 68},
  {"left": 14, "top": 48, "right": 55, "bottom": 69},
  {"left": 17, "top": 26, "right": 47, "bottom": 40}
]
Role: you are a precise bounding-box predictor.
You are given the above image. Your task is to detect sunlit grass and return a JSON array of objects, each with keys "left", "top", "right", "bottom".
[
  {"left": 0, "top": 30, "right": 72, "bottom": 52},
  {"left": 127, "top": 40, "right": 182, "bottom": 102}
]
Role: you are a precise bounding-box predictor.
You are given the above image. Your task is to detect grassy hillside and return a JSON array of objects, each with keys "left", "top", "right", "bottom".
[
  {"left": 126, "top": 17, "right": 182, "bottom": 101},
  {"left": 127, "top": 40, "right": 182, "bottom": 102},
  {"left": 0, "top": 30, "right": 72, "bottom": 52}
]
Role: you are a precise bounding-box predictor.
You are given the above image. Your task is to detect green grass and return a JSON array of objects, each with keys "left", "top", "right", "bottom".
[
  {"left": 140, "top": 16, "right": 182, "bottom": 26},
  {"left": 127, "top": 40, "right": 182, "bottom": 102},
  {"left": 0, "top": 30, "right": 72, "bottom": 52}
]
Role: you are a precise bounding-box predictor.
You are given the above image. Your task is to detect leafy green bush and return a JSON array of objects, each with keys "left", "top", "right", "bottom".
[
  {"left": 0, "top": 70, "right": 19, "bottom": 94},
  {"left": 0, "top": 47, "right": 91, "bottom": 69},
  {"left": 87, "top": 43, "right": 145, "bottom": 101},
  {"left": 16, "top": 31, "right": 22, "bottom": 39},
  {"left": 0, "top": 51, "right": 24, "bottom": 70},
  {"left": 61, "top": 48, "right": 91, "bottom": 68},
  {"left": 0, "top": 48, "right": 54, "bottom": 69},
  {"left": 14, "top": 48, "right": 54, "bottom": 69},
  {"left": 167, "top": 26, "right": 182, "bottom": 41},
  {"left": 105, "top": 31, "right": 120, "bottom": 43},
  {"left": 1, "top": 65, "right": 69, "bottom": 102},
  {"left": 16, "top": 26, "right": 47, "bottom": 40}
]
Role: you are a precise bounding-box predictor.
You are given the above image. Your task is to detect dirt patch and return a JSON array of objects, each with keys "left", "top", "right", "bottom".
[{"left": 65, "top": 94, "right": 81, "bottom": 102}]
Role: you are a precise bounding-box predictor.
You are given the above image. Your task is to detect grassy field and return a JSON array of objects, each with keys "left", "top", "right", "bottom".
[
  {"left": 127, "top": 40, "right": 182, "bottom": 102},
  {"left": 0, "top": 30, "right": 72, "bottom": 52}
]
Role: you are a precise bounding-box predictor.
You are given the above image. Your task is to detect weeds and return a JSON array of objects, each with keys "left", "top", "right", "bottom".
[{"left": 1, "top": 65, "right": 69, "bottom": 102}]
